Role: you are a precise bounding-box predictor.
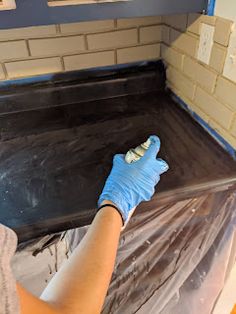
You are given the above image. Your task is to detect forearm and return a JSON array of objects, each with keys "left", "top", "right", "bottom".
[
  {"left": 17, "top": 135, "right": 167, "bottom": 314},
  {"left": 40, "top": 204, "right": 122, "bottom": 314}
]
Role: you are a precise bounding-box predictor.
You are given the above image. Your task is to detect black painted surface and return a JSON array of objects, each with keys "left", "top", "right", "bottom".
[
  {"left": 0, "top": 63, "right": 235, "bottom": 243},
  {"left": 0, "top": 61, "right": 165, "bottom": 115}
]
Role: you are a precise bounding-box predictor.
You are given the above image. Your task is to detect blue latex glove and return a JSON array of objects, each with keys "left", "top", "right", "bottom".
[{"left": 98, "top": 135, "right": 169, "bottom": 224}]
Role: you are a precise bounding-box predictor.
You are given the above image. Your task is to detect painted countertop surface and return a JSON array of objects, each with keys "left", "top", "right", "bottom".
[{"left": 0, "top": 65, "right": 235, "bottom": 242}]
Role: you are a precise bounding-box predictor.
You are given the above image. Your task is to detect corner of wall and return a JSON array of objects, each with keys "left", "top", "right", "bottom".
[{"left": 161, "top": 13, "right": 236, "bottom": 153}]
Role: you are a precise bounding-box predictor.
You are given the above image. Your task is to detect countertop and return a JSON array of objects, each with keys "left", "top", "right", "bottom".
[{"left": 1, "top": 63, "right": 236, "bottom": 242}]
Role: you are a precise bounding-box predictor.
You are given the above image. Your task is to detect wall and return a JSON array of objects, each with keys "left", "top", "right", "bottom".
[
  {"left": 162, "top": 14, "right": 236, "bottom": 150},
  {"left": 0, "top": 14, "right": 235, "bottom": 150},
  {"left": 0, "top": 17, "right": 161, "bottom": 79},
  {"left": 215, "top": 0, "right": 236, "bottom": 22}
]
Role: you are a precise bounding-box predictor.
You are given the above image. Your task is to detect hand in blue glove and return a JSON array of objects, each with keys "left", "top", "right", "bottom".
[{"left": 98, "top": 135, "right": 169, "bottom": 226}]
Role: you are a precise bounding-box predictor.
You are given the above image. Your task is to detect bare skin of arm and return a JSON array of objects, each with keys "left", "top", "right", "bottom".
[{"left": 17, "top": 201, "right": 122, "bottom": 314}]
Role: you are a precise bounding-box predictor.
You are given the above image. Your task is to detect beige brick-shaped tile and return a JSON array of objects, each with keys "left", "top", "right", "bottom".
[
  {"left": 0, "top": 25, "right": 57, "bottom": 40},
  {"left": 161, "top": 44, "right": 184, "bottom": 70},
  {"left": 183, "top": 56, "right": 217, "bottom": 92},
  {"left": 167, "top": 66, "right": 195, "bottom": 100},
  {"left": 64, "top": 51, "right": 115, "bottom": 71},
  {"left": 88, "top": 29, "right": 137, "bottom": 50},
  {"left": 183, "top": 92, "right": 211, "bottom": 122},
  {"left": 0, "top": 64, "right": 5, "bottom": 80},
  {"left": 194, "top": 86, "right": 233, "bottom": 129},
  {"left": 190, "top": 102, "right": 210, "bottom": 122},
  {"left": 117, "top": 16, "right": 162, "bottom": 28},
  {"left": 0, "top": 41, "right": 28, "bottom": 61},
  {"left": 117, "top": 44, "right": 160, "bottom": 64},
  {"left": 168, "top": 83, "right": 209, "bottom": 122},
  {"left": 5, "top": 57, "right": 62, "bottom": 78},
  {"left": 140, "top": 25, "right": 162, "bottom": 44},
  {"left": 162, "top": 25, "right": 170, "bottom": 45},
  {"left": 209, "top": 43, "right": 227, "bottom": 73},
  {"left": 187, "top": 13, "right": 201, "bottom": 35},
  {"left": 29, "top": 36, "right": 85, "bottom": 57},
  {"left": 163, "top": 14, "right": 188, "bottom": 31},
  {"left": 60, "top": 20, "right": 114, "bottom": 34},
  {"left": 214, "top": 18, "right": 234, "bottom": 46},
  {"left": 170, "top": 29, "right": 199, "bottom": 57},
  {"left": 166, "top": 82, "right": 178, "bottom": 94},
  {"left": 201, "top": 15, "right": 217, "bottom": 26},
  {"left": 215, "top": 76, "right": 236, "bottom": 111},
  {"left": 166, "top": 82, "right": 182, "bottom": 99},
  {"left": 209, "top": 120, "right": 236, "bottom": 148}
]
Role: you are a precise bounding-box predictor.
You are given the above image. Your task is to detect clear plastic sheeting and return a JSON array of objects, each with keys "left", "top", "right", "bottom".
[
  {"left": 13, "top": 189, "right": 236, "bottom": 314},
  {"left": 67, "top": 189, "right": 236, "bottom": 314},
  {"left": 160, "top": 220, "right": 236, "bottom": 314}
]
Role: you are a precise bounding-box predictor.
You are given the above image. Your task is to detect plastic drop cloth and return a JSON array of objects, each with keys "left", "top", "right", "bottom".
[
  {"left": 67, "top": 189, "right": 236, "bottom": 314},
  {"left": 14, "top": 188, "right": 236, "bottom": 314}
]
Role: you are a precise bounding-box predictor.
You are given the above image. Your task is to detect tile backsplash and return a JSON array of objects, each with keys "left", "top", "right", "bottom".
[
  {"left": 0, "top": 17, "right": 161, "bottom": 79},
  {"left": 162, "top": 14, "right": 236, "bottom": 150},
  {"left": 0, "top": 14, "right": 235, "bottom": 149}
]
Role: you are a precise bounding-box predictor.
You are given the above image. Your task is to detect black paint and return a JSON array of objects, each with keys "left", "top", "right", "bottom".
[
  {"left": 0, "top": 61, "right": 166, "bottom": 115},
  {"left": 0, "top": 62, "right": 235, "bottom": 243}
]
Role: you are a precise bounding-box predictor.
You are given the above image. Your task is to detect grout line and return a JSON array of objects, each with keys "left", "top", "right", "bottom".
[
  {"left": 84, "top": 41, "right": 161, "bottom": 54},
  {"left": 212, "top": 73, "right": 219, "bottom": 94},
  {"left": 181, "top": 54, "right": 185, "bottom": 71},
  {"left": 137, "top": 27, "right": 140, "bottom": 43},
  {"left": 192, "top": 84, "right": 197, "bottom": 100},
  {"left": 63, "top": 49, "right": 106, "bottom": 56},
  {"left": 0, "top": 33, "right": 61, "bottom": 42},
  {"left": 114, "top": 49, "right": 117, "bottom": 64},
  {"left": 229, "top": 113, "right": 236, "bottom": 132},
  {"left": 56, "top": 24, "right": 61, "bottom": 34},
  {"left": 1, "top": 56, "right": 63, "bottom": 65},
  {"left": 25, "top": 40, "right": 31, "bottom": 57},
  {"left": 0, "top": 38, "right": 31, "bottom": 44},
  {"left": 115, "top": 42, "right": 161, "bottom": 52},
  {"left": 1, "top": 63, "right": 8, "bottom": 79},
  {"left": 84, "top": 35, "right": 88, "bottom": 50},
  {"left": 116, "top": 22, "right": 163, "bottom": 30},
  {"left": 60, "top": 56, "right": 65, "bottom": 71},
  {"left": 83, "top": 26, "right": 138, "bottom": 37}
]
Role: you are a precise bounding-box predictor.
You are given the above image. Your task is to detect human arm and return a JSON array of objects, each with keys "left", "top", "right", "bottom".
[
  {"left": 18, "top": 135, "right": 168, "bottom": 314},
  {"left": 40, "top": 202, "right": 122, "bottom": 314},
  {"left": 17, "top": 202, "right": 122, "bottom": 314}
]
